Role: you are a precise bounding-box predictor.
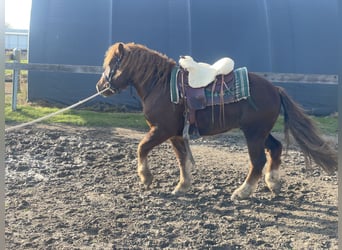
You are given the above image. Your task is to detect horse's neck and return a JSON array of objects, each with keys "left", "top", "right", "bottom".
[{"left": 131, "top": 62, "right": 174, "bottom": 101}]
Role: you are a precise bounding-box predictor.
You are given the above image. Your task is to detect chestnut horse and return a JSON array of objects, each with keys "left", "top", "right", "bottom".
[{"left": 96, "top": 42, "right": 337, "bottom": 200}]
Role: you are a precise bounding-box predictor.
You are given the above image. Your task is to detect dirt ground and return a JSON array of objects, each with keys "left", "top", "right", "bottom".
[{"left": 5, "top": 124, "right": 338, "bottom": 249}]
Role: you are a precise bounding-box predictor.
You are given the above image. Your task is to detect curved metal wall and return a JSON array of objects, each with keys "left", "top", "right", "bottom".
[{"left": 28, "top": 0, "right": 338, "bottom": 114}]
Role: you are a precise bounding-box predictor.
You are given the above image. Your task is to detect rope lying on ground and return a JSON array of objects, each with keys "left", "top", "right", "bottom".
[{"left": 5, "top": 87, "right": 110, "bottom": 132}]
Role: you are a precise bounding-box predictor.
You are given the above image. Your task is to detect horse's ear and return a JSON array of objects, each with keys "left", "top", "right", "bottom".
[{"left": 118, "top": 43, "right": 125, "bottom": 57}]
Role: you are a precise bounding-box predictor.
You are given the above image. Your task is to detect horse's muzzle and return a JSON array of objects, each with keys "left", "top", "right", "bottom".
[{"left": 96, "top": 81, "right": 118, "bottom": 97}]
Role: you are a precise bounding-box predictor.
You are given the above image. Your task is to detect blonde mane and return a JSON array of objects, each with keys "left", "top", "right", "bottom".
[{"left": 103, "top": 42, "right": 176, "bottom": 87}]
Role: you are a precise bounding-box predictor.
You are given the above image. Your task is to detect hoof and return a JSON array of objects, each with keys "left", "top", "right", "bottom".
[
  {"left": 139, "top": 172, "right": 153, "bottom": 189},
  {"left": 171, "top": 189, "right": 182, "bottom": 195},
  {"left": 267, "top": 181, "right": 282, "bottom": 195},
  {"left": 265, "top": 170, "right": 281, "bottom": 195},
  {"left": 231, "top": 190, "right": 250, "bottom": 200},
  {"left": 172, "top": 182, "right": 191, "bottom": 195},
  {"left": 231, "top": 182, "right": 254, "bottom": 200}
]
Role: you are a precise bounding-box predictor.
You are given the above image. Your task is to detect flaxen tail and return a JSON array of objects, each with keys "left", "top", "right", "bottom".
[{"left": 278, "top": 87, "right": 337, "bottom": 174}]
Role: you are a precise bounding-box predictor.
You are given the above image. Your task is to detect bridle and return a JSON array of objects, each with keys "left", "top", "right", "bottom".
[{"left": 103, "top": 55, "right": 122, "bottom": 94}]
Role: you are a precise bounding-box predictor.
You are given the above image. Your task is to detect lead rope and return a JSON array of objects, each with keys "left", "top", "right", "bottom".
[{"left": 5, "top": 86, "right": 111, "bottom": 132}]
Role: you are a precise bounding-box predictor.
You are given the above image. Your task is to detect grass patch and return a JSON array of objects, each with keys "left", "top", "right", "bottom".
[
  {"left": 272, "top": 114, "right": 338, "bottom": 135},
  {"left": 313, "top": 115, "right": 338, "bottom": 135},
  {"left": 5, "top": 104, "right": 337, "bottom": 135},
  {"left": 5, "top": 104, "right": 148, "bottom": 130}
]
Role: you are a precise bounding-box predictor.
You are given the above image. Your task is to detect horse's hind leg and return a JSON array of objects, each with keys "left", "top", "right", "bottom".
[
  {"left": 169, "top": 136, "right": 194, "bottom": 194},
  {"left": 264, "top": 134, "right": 282, "bottom": 195},
  {"left": 231, "top": 136, "right": 267, "bottom": 200}
]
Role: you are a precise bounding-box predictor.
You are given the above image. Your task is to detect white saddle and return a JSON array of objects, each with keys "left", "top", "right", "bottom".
[{"left": 179, "top": 55, "right": 234, "bottom": 88}]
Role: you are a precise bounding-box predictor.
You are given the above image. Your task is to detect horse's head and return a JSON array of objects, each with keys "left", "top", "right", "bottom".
[{"left": 96, "top": 43, "right": 131, "bottom": 96}]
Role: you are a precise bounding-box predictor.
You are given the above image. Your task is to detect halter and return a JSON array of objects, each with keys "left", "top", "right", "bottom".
[{"left": 103, "top": 55, "right": 122, "bottom": 94}]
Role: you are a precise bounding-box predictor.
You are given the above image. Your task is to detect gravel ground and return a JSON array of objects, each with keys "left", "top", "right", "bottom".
[{"left": 5, "top": 124, "right": 338, "bottom": 249}]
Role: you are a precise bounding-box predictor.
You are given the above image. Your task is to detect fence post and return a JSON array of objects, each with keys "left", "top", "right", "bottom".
[{"left": 12, "top": 48, "right": 21, "bottom": 111}]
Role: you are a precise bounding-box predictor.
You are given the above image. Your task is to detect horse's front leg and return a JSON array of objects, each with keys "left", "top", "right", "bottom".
[
  {"left": 169, "top": 136, "right": 194, "bottom": 194},
  {"left": 137, "top": 126, "right": 167, "bottom": 189}
]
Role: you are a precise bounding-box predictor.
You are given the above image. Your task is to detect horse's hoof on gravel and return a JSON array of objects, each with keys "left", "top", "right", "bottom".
[
  {"left": 231, "top": 191, "right": 249, "bottom": 201},
  {"left": 171, "top": 188, "right": 187, "bottom": 195},
  {"left": 172, "top": 183, "right": 190, "bottom": 195},
  {"left": 139, "top": 172, "right": 153, "bottom": 189},
  {"left": 171, "top": 189, "right": 182, "bottom": 195},
  {"left": 265, "top": 171, "right": 281, "bottom": 195},
  {"left": 231, "top": 182, "right": 254, "bottom": 200},
  {"left": 268, "top": 181, "right": 282, "bottom": 196}
]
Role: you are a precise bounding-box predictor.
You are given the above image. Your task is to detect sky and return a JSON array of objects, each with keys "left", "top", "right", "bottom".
[{"left": 5, "top": 0, "right": 32, "bottom": 29}]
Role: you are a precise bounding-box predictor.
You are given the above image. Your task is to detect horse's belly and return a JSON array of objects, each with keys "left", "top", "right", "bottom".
[{"left": 195, "top": 106, "right": 240, "bottom": 136}]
